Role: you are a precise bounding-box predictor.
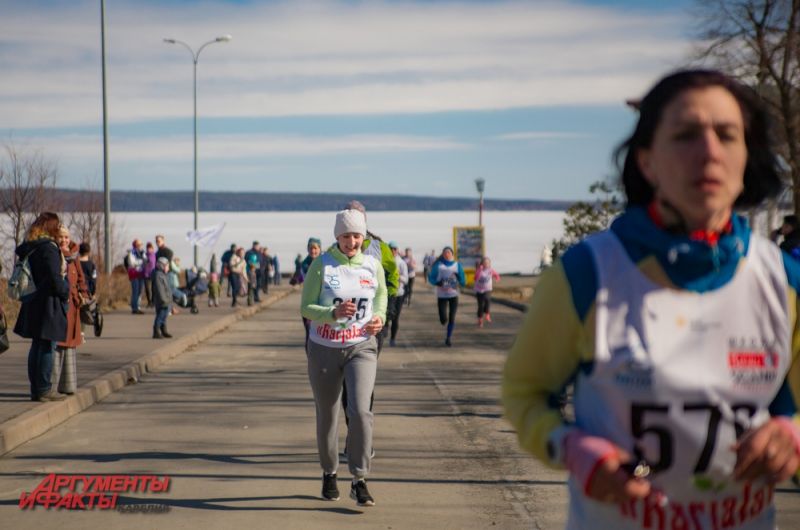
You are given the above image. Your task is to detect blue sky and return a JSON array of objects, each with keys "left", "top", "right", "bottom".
[{"left": 0, "top": 0, "right": 699, "bottom": 201}]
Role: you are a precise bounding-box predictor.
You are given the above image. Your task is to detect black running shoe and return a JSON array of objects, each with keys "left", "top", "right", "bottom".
[
  {"left": 445, "top": 337, "right": 452, "bottom": 347},
  {"left": 322, "top": 473, "right": 339, "bottom": 501},
  {"left": 350, "top": 479, "right": 375, "bottom": 506}
]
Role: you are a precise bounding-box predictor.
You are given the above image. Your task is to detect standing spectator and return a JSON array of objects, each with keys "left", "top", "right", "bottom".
[
  {"left": 207, "top": 272, "right": 221, "bottom": 307},
  {"left": 14, "top": 212, "right": 70, "bottom": 402},
  {"left": 126, "top": 239, "right": 145, "bottom": 314},
  {"left": 272, "top": 253, "right": 281, "bottom": 285},
  {"left": 228, "top": 247, "right": 247, "bottom": 307},
  {"left": 52, "top": 225, "right": 89, "bottom": 396},
  {"left": 260, "top": 246, "right": 272, "bottom": 295},
  {"left": 262, "top": 246, "right": 274, "bottom": 292},
  {"left": 168, "top": 256, "right": 183, "bottom": 314},
  {"left": 403, "top": 248, "right": 417, "bottom": 306},
  {"left": 386, "top": 242, "right": 408, "bottom": 347},
  {"left": 151, "top": 257, "right": 172, "bottom": 339},
  {"left": 428, "top": 246, "right": 466, "bottom": 346},
  {"left": 143, "top": 241, "right": 157, "bottom": 308},
  {"left": 474, "top": 256, "right": 500, "bottom": 327},
  {"left": 245, "top": 241, "right": 262, "bottom": 303},
  {"left": 422, "top": 250, "right": 435, "bottom": 284},
  {"left": 78, "top": 242, "right": 97, "bottom": 297},
  {"left": 155, "top": 234, "right": 174, "bottom": 262},
  {"left": 220, "top": 243, "right": 236, "bottom": 297}
]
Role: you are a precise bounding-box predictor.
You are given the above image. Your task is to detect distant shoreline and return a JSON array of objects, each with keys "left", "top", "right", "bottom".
[{"left": 35, "top": 189, "right": 572, "bottom": 212}]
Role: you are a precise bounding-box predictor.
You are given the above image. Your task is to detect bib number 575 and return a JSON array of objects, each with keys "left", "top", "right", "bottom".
[{"left": 631, "top": 401, "right": 756, "bottom": 474}]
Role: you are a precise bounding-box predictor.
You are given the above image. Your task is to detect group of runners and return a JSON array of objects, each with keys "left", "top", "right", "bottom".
[{"left": 295, "top": 68, "right": 800, "bottom": 527}]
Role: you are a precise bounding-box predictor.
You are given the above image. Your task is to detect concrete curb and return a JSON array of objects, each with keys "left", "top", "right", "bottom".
[{"left": 0, "top": 288, "right": 296, "bottom": 456}]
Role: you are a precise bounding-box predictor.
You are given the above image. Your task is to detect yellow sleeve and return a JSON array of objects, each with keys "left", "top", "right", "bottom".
[{"left": 502, "top": 262, "right": 590, "bottom": 467}]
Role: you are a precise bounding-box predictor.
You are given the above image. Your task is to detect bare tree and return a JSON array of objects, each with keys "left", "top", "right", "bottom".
[
  {"left": 63, "top": 182, "right": 125, "bottom": 274},
  {"left": 0, "top": 140, "right": 60, "bottom": 255},
  {"left": 692, "top": 0, "right": 799, "bottom": 213}
]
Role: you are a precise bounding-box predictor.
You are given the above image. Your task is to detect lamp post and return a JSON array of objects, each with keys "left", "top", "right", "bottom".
[
  {"left": 475, "top": 178, "right": 485, "bottom": 227},
  {"left": 163, "top": 34, "right": 232, "bottom": 267}
]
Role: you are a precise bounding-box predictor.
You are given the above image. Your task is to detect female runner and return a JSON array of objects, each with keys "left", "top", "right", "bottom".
[{"left": 503, "top": 69, "right": 800, "bottom": 529}]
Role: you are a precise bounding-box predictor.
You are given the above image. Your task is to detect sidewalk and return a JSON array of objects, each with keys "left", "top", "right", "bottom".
[{"left": 0, "top": 286, "right": 296, "bottom": 455}]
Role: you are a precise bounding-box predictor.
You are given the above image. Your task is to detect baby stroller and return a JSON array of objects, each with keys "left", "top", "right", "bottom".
[{"left": 172, "top": 269, "right": 208, "bottom": 314}]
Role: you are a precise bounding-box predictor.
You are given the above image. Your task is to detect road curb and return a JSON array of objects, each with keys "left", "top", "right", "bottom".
[{"left": 0, "top": 288, "right": 296, "bottom": 457}]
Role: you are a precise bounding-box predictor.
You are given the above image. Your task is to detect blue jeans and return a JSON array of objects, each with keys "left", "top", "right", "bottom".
[
  {"left": 28, "top": 338, "right": 57, "bottom": 399},
  {"left": 154, "top": 306, "right": 170, "bottom": 328},
  {"left": 130, "top": 277, "right": 143, "bottom": 311}
]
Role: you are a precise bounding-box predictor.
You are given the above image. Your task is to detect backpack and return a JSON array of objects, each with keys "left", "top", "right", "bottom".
[
  {"left": 8, "top": 249, "right": 38, "bottom": 301},
  {"left": 123, "top": 252, "right": 131, "bottom": 269}
]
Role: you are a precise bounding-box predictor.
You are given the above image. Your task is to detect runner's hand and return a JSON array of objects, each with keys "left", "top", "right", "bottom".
[
  {"left": 564, "top": 431, "right": 651, "bottom": 504},
  {"left": 734, "top": 417, "right": 800, "bottom": 483},
  {"left": 586, "top": 450, "right": 652, "bottom": 504},
  {"left": 363, "top": 316, "right": 383, "bottom": 335},
  {"left": 333, "top": 300, "right": 357, "bottom": 319}
]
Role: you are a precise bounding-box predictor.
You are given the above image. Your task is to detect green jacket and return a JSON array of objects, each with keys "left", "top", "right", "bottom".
[
  {"left": 300, "top": 246, "right": 388, "bottom": 324},
  {"left": 363, "top": 238, "right": 399, "bottom": 297}
]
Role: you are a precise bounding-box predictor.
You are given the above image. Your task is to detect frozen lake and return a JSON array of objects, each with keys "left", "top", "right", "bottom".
[{"left": 114, "top": 210, "right": 565, "bottom": 274}]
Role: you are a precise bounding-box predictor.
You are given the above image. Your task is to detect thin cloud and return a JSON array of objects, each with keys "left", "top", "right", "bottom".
[
  {"left": 23, "top": 133, "right": 468, "bottom": 163},
  {"left": 493, "top": 132, "right": 592, "bottom": 141},
  {"left": 0, "top": 0, "right": 694, "bottom": 129}
]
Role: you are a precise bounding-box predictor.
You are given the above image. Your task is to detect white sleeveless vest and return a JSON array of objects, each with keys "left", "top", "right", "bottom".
[
  {"left": 433, "top": 261, "right": 460, "bottom": 298},
  {"left": 567, "top": 230, "right": 789, "bottom": 530},
  {"left": 308, "top": 252, "right": 380, "bottom": 348}
]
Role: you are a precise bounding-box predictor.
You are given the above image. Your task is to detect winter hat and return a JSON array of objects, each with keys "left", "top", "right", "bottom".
[
  {"left": 334, "top": 209, "right": 367, "bottom": 238},
  {"left": 388, "top": 241, "right": 398, "bottom": 249},
  {"left": 307, "top": 237, "right": 321, "bottom": 249},
  {"left": 157, "top": 257, "right": 169, "bottom": 267}
]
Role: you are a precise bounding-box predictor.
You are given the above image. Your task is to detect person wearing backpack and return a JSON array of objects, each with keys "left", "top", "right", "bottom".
[{"left": 13, "top": 212, "right": 70, "bottom": 402}]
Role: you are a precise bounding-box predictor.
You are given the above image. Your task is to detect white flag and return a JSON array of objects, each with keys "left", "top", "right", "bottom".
[{"left": 186, "top": 223, "right": 226, "bottom": 248}]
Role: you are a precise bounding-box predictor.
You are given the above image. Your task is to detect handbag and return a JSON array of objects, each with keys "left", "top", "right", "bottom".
[
  {"left": 0, "top": 312, "right": 10, "bottom": 354},
  {"left": 80, "top": 301, "right": 95, "bottom": 326}
]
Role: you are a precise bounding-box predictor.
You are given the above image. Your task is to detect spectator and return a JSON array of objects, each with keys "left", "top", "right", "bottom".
[
  {"left": 220, "top": 243, "right": 236, "bottom": 297},
  {"left": 272, "top": 253, "right": 280, "bottom": 285},
  {"left": 13, "top": 212, "right": 70, "bottom": 402},
  {"left": 152, "top": 257, "right": 172, "bottom": 339},
  {"left": 228, "top": 247, "right": 247, "bottom": 307},
  {"left": 125, "top": 239, "right": 145, "bottom": 314},
  {"left": 143, "top": 241, "right": 157, "bottom": 307},
  {"left": 78, "top": 242, "right": 97, "bottom": 297},
  {"left": 245, "top": 241, "right": 262, "bottom": 303},
  {"left": 52, "top": 225, "right": 89, "bottom": 396},
  {"left": 207, "top": 272, "right": 221, "bottom": 307},
  {"left": 155, "top": 234, "right": 173, "bottom": 262}
]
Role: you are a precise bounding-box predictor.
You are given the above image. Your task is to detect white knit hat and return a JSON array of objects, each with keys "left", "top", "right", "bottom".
[{"left": 334, "top": 209, "right": 367, "bottom": 238}]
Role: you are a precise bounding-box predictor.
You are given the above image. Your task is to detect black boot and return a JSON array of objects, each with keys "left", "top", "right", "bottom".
[
  {"left": 160, "top": 325, "right": 172, "bottom": 338},
  {"left": 153, "top": 325, "right": 163, "bottom": 339}
]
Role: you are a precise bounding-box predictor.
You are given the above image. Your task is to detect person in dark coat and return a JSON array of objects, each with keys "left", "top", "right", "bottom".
[
  {"left": 13, "top": 212, "right": 70, "bottom": 402},
  {"left": 152, "top": 257, "right": 173, "bottom": 339}
]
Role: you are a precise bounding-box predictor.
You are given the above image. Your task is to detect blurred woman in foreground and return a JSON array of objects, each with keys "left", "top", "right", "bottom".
[{"left": 503, "top": 70, "right": 800, "bottom": 529}]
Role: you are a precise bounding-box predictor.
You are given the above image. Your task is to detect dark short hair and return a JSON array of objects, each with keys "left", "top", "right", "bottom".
[
  {"left": 784, "top": 215, "right": 799, "bottom": 229},
  {"left": 615, "top": 69, "right": 783, "bottom": 209},
  {"left": 79, "top": 242, "right": 91, "bottom": 255}
]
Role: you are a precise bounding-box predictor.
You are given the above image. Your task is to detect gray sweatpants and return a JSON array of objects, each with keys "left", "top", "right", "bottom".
[{"left": 306, "top": 336, "right": 378, "bottom": 479}]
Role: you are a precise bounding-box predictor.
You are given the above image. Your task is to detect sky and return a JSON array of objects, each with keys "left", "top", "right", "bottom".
[{"left": 0, "top": 0, "right": 700, "bottom": 202}]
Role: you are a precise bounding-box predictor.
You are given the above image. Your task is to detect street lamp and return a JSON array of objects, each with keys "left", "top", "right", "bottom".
[
  {"left": 475, "top": 178, "right": 485, "bottom": 226},
  {"left": 163, "top": 34, "right": 232, "bottom": 267}
]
